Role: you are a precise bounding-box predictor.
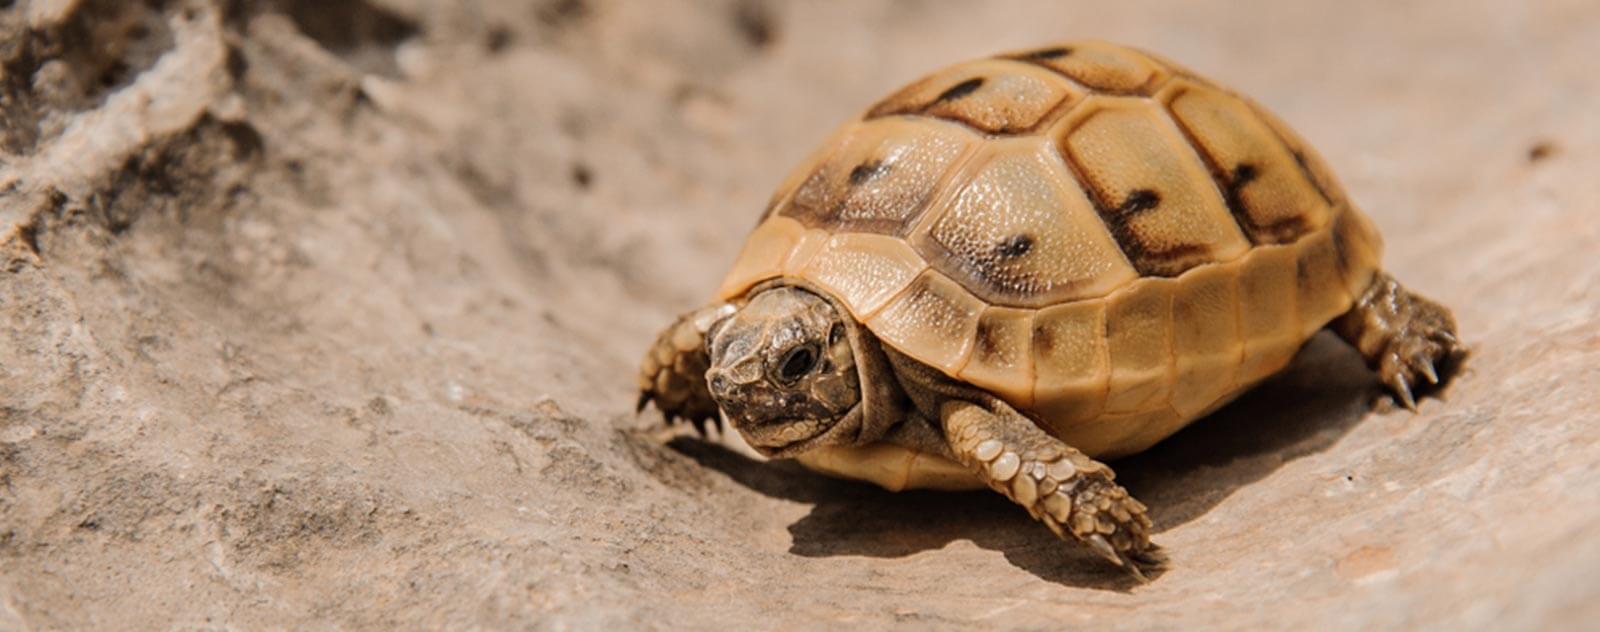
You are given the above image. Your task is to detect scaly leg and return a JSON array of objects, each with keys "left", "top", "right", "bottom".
[
  {"left": 940, "top": 399, "right": 1159, "bottom": 578},
  {"left": 637, "top": 303, "right": 736, "bottom": 435},
  {"left": 1333, "top": 272, "right": 1464, "bottom": 409}
]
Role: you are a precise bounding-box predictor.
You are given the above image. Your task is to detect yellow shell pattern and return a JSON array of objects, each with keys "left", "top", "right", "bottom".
[{"left": 718, "top": 41, "right": 1383, "bottom": 459}]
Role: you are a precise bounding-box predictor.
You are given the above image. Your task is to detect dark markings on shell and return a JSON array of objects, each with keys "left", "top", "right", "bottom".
[
  {"left": 1216, "top": 161, "right": 1308, "bottom": 245},
  {"left": 932, "top": 78, "right": 985, "bottom": 105},
  {"left": 1131, "top": 243, "right": 1213, "bottom": 276},
  {"left": 1059, "top": 140, "right": 1215, "bottom": 277},
  {"left": 974, "top": 318, "right": 1003, "bottom": 359},
  {"left": 1230, "top": 163, "right": 1259, "bottom": 188},
  {"left": 994, "top": 234, "right": 1034, "bottom": 258},
  {"left": 922, "top": 230, "right": 1095, "bottom": 308},
  {"left": 1162, "top": 103, "right": 1303, "bottom": 245},
  {"left": 1330, "top": 213, "right": 1358, "bottom": 282},
  {"left": 1219, "top": 162, "right": 1260, "bottom": 229},
  {"left": 1118, "top": 189, "right": 1162, "bottom": 215},
  {"left": 1020, "top": 47, "right": 1072, "bottom": 60},
  {"left": 1166, "top": 94, "right": 1321, "bottom": 246},
  {"left": 1295, "top": 255, "right": 1313, "bottom": 286},
  {"left": 848, "top": 160, "right": 888, "bottom": 186},
  {"left": 1331, "top": 219, "right": 1349, "bottom": 264},
  {"left": 1097, "top": 187, "right": 1211, "bottom": 277},
  {"left": 1253, "top": 216, "right": 1313, "bottom": 245},
  {"left": 1031, "top": 319, "right": 1056, "bottom": 356},
  {"left": 1289, "top": 149, "right": 1335, "bottom": 206},
  {"left": 1244, "top": 99, "right": 1339, "bottom": 209}
]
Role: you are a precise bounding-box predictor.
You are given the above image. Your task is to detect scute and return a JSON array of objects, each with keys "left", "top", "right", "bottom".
[
  {"left": 1163, "top": 79, "right": 1333, "bottom": 245},
  {"left": 1030, "top": 300, "right": 1109, "bottom": 423},
  {"left": 716, "top": 40, "right": 1388, "bottom": 461},
  {"left": 867, "top": 271, "right": 986, "bottom": 373},
  {"left": 1053, "top": 97, "right": 1251, "bottom": 277},
  {"left": 913, "top": 137, "right": 1138, "bottom": 308},
  {"left": 1249, "top": 100, "right": 1348, "bottom": 208},
  {"left": 867, "top": 59, "right": 1083, "bottom": 134},
  {"left": 779, "top": 117, "right": 978, "bottom": 235},
  {"left": 960, "top": 306, "right": 1037, "bottom": 407},
  {"left": 1103, "top": 278, "right": 1174, "bottom": 414},
  {"left": 719, "top": 215, "right": 805, "bottom": 300},
  {"left": 1293, "top": 228, "right": 1354, "bottom": 338},
  {"left": 1235, "top": 245, "right": 1303, "bottom": 386},
  {"left": 798, "top": 233, "right": 927, "bottom": 317},
  {"left": 1168, "top": 263, "right": 1242, "bottom": 417},
  {"left": 1003, "top": 41, "right": 1171, "bottom": 94}
]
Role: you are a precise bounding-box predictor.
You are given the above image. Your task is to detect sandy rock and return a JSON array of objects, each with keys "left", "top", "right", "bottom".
[{"left": 1, "top": 0, "right": 1596, "bottom": 629}]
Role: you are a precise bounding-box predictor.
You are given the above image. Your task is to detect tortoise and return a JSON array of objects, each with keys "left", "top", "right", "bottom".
[{"left": 637, "top": 40, "right": 1461, "bottom": 575}]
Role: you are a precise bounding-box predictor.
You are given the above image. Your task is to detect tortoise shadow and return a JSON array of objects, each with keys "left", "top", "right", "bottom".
[
  {"left": 667, "top": 438, "right": 1153, "bottom": 591},
  {"left": 668, "top": 333, "right": 1380, "bottom": 589}
]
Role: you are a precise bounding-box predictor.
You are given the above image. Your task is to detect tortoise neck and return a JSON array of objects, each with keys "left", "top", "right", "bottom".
[{"left": 822, "top": 288, "right": 908, "bottom": 446}]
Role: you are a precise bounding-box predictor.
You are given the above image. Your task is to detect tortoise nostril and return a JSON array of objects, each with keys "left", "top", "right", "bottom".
[{"left": 710, "top": 374, "right": 730, "bottom": 395}]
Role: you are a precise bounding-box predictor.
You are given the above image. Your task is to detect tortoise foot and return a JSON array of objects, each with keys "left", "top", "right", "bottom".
[
  {"left": 942, "top": 401, "right": 1159, "bottom": 579},
  {"left": 1336, "top": 273, "right": 1465, "bottom": 410},
  {"left": 638, "top": 303, "right": 736, "bottom": 435}
]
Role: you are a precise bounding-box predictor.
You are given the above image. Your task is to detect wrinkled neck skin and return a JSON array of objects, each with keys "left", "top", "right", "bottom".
[{"left": 704, "top": 282, "right": 905, "bottom": 459}]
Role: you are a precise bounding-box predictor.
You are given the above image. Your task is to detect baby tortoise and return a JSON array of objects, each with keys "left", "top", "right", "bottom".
[{"left": 638, "top": 41, "right": 1461, "bottom": 577}]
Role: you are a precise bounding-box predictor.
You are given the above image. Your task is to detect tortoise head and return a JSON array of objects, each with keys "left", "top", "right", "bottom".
[{"left": 705, "top": 286, "right": 864, "bottom": 457}]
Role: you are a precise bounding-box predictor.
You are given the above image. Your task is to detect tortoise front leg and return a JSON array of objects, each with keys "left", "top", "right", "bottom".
[
  {"left": 940, "top": 399, "right": 1159, "bottom": 577},
  {"left": 637, "top": 303, "right": 736, "bottom": 435}
]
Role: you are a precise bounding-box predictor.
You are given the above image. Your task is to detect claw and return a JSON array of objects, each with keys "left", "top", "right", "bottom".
[
  {"left": 1127, "top": 546, "right": 1165, "bottom": 567},
  {"left": 1043, "top": 517, "right": 1068, "bottom": 539},
  {"left": 1419, "top": 361, "right": 1440, "bottom": 385},
  {"left": 1393, "top": 373, "right": 1417, "bottom": 411},
  {"left": 1085, "top": 534, "right": 1152, "bottom": 582},
  {"left": 1123, "top": 558, "right": 1148, "bottom": 583},
  {"left": 1086, "top": 534, "right": 1123, "bottom": 567},
  {"left": 635, "top": 391, "right": 651, "bottom": 413}
]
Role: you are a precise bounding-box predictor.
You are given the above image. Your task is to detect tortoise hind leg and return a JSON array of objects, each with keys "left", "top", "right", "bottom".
[
  {"left": 638, "top": 303, "right": 736, "bottom": 435},
  {"left": 1333, "top": 272, "right": 1464, "bottom": 409}
]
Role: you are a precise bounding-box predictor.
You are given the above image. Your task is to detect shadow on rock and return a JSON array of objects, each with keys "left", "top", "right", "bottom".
[
  {"left": 1114, "top": 332, "right": 1379, "bottom": 531},
  {"left": 667, "top": 437, "right": 1152, "bottom": 591},
  {"left": 668, "top": 332, "right": 1377, "bottom": 588}
]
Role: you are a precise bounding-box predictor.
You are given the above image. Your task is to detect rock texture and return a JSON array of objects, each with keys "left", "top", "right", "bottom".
[{"left": 2, "top": 0, "right": 1597, "bottom": 629}]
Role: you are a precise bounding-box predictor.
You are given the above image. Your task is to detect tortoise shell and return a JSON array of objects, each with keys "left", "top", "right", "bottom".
[{"left": 717, "top": 41, "right": 1384, "bottom": 458}]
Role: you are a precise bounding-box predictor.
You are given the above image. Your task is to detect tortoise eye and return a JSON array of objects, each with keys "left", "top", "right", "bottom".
[{"left": 776, "top": 344, "right": 820, "bottom": 383}]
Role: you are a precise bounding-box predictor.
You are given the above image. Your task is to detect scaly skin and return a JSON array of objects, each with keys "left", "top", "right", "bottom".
[
  {"left": 637, "top": 302, "right": 735, "bottom": 435},
  {"left": 883, "top": 348, "right": 1160, "bottom": 579},
  {"left": 1334, "top": 272, "right": 1464, "bottom": 409},
  {"left": 941, "top": 400, "right": 1159, "bottom": 578}
]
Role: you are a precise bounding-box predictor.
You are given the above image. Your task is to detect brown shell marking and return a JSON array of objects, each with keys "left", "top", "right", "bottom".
[
  {"left": 1161, "top": 79, "right": 1333, "bottom": 245},
  {"left": 783, "top": 117, "right": 980, "bottom": 235},
  {"left": 1053, "top": 97, "right": 1252, "bottom": 277},
  {"left": 960, "top": 307, "right": 1037, "bottom": 406},
  {"left": 1002, "top": 41, "right": 1171, "bottom": 95},
  {"left": 911, "top": 137, "right": 1138, "bottom": 308},
  {"left": 1029, "top": 300, "right": 1110, "bottom": 424},
  {"left": 866, "top": 59, "right": 1084, "bottom": 134}
]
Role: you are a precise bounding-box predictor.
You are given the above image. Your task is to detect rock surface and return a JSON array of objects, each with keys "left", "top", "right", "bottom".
[{"left": 2, "top": 0, "right": 1597, "bottom": 629}]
